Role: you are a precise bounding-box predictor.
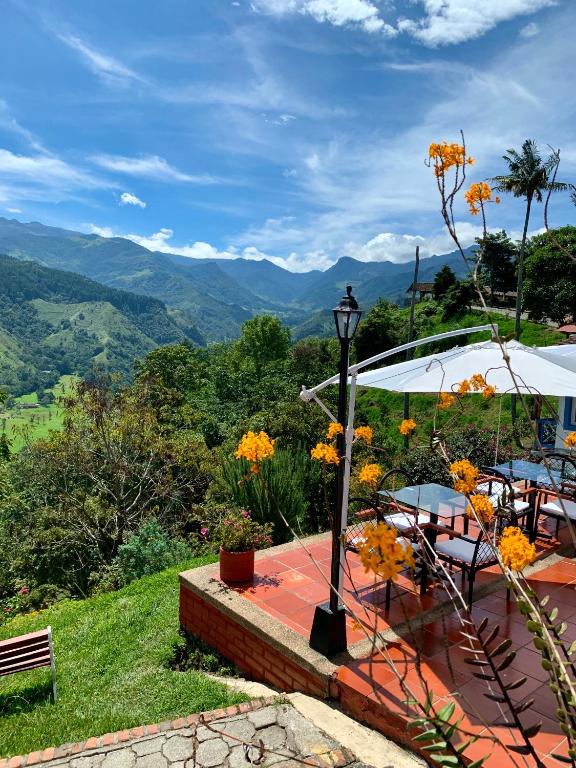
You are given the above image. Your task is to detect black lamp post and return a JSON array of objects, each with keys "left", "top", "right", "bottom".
[{"left": 309, "top": 286, "right": 361, "bottom": 657}]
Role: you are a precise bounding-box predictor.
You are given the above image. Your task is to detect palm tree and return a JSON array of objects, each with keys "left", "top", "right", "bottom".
[{"left": 492, "top": 140, "right": 567, "bottom": 341}]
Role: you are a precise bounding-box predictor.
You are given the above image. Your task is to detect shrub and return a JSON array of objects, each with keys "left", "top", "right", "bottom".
[
  {"left": 91, "top": 520, "right": 190, "bottom": 592},
  {"left": 221, "top": 446, "right": 321, "bottom": 543}
]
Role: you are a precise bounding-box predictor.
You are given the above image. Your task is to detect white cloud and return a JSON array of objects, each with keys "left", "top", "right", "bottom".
[
  {"left": 90, "top": 225, "right": 116, "bottom": 238},
  {"left": 0, "top": 148, "right": 108, "bottom": 192},
  {"left": 520, "top": 21, "right": 540, "bottom": 37},
  {"left": 251, "top": 0, "right": 397, "bottom": 34},
  {"left": 91, "top": 154, "right": 216, "bottom": 184},
  {"left": 400, "top": 0, "right": 556, "bottom": 46},
  {"left": 57, "top": 33, "right": 145, "bottom": 86},
  {"left": 305, "top": 152, "right": 320, "bottom": 170},
  {"left": 6, "top": 207, "right": 21, "bottom": 214},
  {"left": 119, "top": 192, "right": 146, "bottom": 208}
]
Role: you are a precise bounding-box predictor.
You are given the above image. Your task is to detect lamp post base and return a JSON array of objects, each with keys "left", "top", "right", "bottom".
[{"left": 309, "top": 602, "right": 347, "bottom": 657}]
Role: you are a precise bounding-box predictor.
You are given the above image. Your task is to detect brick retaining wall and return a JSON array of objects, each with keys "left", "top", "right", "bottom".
[{"left": 179, "top": 583, "right": 328, "bottom": 698}]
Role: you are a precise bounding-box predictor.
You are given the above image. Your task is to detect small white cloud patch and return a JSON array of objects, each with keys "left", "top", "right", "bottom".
[
  {"left": 520, "top": 21, "right": 540, "bottom": 37},
  {"left": 119, "top": 191, "right": 146, "bottom": 208}
]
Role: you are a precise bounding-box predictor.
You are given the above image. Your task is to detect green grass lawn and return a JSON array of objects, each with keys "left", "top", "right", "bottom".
[
  {"left": 2, "top": 375, "right": 76, "bottom": 452},
  {"left": 0, "top": 559, "right": 247, "bottom": 758}
]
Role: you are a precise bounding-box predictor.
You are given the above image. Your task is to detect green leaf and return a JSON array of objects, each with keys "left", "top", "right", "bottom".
[
  {"left": 541, "top": 594, "right": 550, "bottom": 607},
  {"left": 550, "top": 753, "right": 573, "bottom": 764},
  {"left": 504, "top": 676, "right": 527, "bottom": 691},
  {"left": 542, "top": 658, "right": 554, "bottom": 671},
  {"left": 517, "top": 600, "right": 531, "bottom": 615},
  {"left": 550, "top": 607, "right": 559, "bottom": 621},
  {"left": 496, "top": 651, "right": 516, "bottom": 671},
  {"left": 413, "top": 729, "right": 438, "bottom": 742},
  {"left": 558, "top": 621, "right": 568, "bottom": 636},
  {"left": 468, "top": 757, "right": 489, "bottom": 768},
  {"left": 421, "top": 742, "right": 448, "bottom": 752},
  {"left": 533, "top": 636, "right": 547, "bottom": 651},
  {"left": 490, "top": 638, "right": 512, "bottom": 657},
  {"left": 456, "top": 736, "right": 477, "bottom": 754},
  {"left": 430, "top": 755, "right": 459, "bottom": 766},
  {"left": 523, "top": 722, "right": 542, "bottom": 738},
  {"left": 569, "top": 641, "right": 576, "bottom": 656},
  {"left": 437, "top": 701, "right": 456, "bottom": 722},
  {"left": 526, "top": 619, "right": 542, "bottom": 634}
]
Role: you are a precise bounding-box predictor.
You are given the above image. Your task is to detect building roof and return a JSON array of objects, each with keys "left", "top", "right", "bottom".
[
  {"left": 406, "top": 282, "right": 435, "bottom": 293},
  {"left": 558, "top": 324, "right": 576, "bottom": 334}
]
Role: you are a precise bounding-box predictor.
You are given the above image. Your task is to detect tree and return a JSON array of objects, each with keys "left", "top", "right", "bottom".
[
  {"left": 492, "top": 140, "right": 568, "bottom": 340},
  {"left": 475, "top": 231, "right": 517, "bottom": 304},
  {"left": 523, "top": 226, "right": 576, "bottom": 325},
  {"left": 441, "top": 280, "right": 475, "bottom": 320},
  {"left": 353, "top": 300, "right": 405, "bottom": 363},
  {"left": 237, "top": 315, "right": 291, "bottom": 376},
  {"left": 433, "top": 265, "right": 457, "bottom": 300}
]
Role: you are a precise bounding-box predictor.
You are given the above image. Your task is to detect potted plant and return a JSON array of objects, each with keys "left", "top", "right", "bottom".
[{"left": 215, "top": 510, "right": 273, "bottom": 584}]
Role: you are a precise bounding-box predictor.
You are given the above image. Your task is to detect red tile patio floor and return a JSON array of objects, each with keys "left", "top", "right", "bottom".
[{"left": 231, "top": 515, "right": 576, "bottom": 768}]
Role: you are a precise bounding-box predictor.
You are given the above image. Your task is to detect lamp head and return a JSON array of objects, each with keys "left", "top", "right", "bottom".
[{"left": 333, "top": 285, "right": 361, "bottom": 341}]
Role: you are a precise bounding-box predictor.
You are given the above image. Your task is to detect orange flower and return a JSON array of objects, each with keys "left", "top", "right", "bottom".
[
  {"left": 326, "top": 422, "right": 344, "bottom": 440},
  {"left": 482, "top": 384, "right": 496, "bottom": 400},
  {"left": 470, "top": 373, "right": 486, "bottom": 391},
  {"left": 399, "top": 419, "right": 416, "bottom": 436},
  {"left": 467, "top": 494, "right": 495, "bottom": 524},
  {"left": 565, "top": 432, "right": 576, "bottom": 448},
  {"left": 311, "top": 442, "right": 340, "bottom": 465},
  {"left": 358, "top": 522, "right": 415, "bottom": 581},
  {"left": 464, "top": 182, "right": 498, "bottom": 215},
  {"left": 450, "top": 459, "right": 479, "bottom": 495},
  {"left": 428, "top": 142, "right": 471, "bottom": 177},
  {"left": 458, "top": 379, "right": 471, "bottom": 395},
  {"left": 499, "top": 527, "right": 536, "bottom": 572},
  {"left": 354, "top": 425, "right": 374, "bottom": 444},
  {"left": 438, "top": 392, "right": 455, "bottom": 410},
  {"left": 359, "top": 463, "right": 383, "bottom": 490},
  {"left": 235, "top": 431, "right": 276, "bottom": 473}
]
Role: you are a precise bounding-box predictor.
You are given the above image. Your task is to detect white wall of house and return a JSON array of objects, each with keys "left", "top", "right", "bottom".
[{"left": 556, "top": 396, "right": 576, "bottom": 448}]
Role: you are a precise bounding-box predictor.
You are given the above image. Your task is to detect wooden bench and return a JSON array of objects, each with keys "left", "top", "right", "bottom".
[{"left": 0, "top": 627, "right": 57, "bottom": 701}]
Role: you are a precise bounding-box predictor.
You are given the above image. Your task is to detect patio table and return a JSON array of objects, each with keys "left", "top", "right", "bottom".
[
  {"left": 379, "top": 482, "right": 468, "bottom": 594},
  {"left": 487, "top": 460, "right": 563, "bottom": 541}
]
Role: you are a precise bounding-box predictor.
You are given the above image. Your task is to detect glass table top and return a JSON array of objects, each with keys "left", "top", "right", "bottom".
[
  {"left": 379, "top": 482, "right": 467, "bottom": 518},
  {"left": 488, "top": 460, "right": 562, "bottom": 486}
]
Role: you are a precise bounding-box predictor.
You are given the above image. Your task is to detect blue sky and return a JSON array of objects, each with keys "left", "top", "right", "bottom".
[{"left": 0, "top": 0, "right": 574, "bottom": 271}]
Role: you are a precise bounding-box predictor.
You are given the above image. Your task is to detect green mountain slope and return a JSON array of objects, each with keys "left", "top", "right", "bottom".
[
  {"left": 0, "top": 219, "right": 254, "bottom": 341},
  {"left": 0, "top": 255, "right": 202, "bottom": 394},
  {"left": 0, "top": 218, "right": 474, "bottom": 340}
]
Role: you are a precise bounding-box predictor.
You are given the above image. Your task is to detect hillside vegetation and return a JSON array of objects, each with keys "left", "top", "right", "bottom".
[
  {"left": 0, "top": 255, "right": 201, "bottom": 394},
  {"left": 0, "top": 560, "right": 246, "bottom": 758}
]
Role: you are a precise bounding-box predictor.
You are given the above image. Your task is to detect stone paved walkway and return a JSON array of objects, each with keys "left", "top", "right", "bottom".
[{"left": 32, "top": 704, "right": 371, "bottom": 768}]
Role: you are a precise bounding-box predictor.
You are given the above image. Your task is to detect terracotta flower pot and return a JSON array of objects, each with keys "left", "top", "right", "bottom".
[{"left": 219, "top": 547, "right": 255, "bottom": 584}]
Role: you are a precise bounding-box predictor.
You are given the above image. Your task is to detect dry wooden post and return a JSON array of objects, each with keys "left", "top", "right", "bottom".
[{"left": 403, "top": 246, "right": 420, "bottom": 453}]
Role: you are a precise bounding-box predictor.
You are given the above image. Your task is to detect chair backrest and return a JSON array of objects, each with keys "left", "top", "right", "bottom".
[
  {"left": 346, "top": 495, "right": 416, "bottom": 552},
  {"left": 469, "top": 498, "right": 518, "bottom": 569},
  {"left": 478, "top": 469, "right": 516, "bottom": 509},
  {"left": 377, "top": 467, "right": 411, "bottom": 495},
  {"left": 536, "top": 453, "right": 576, "bottom": 498},
  {"left": 0, "top": 628, "right": 52, "bottom": 678}
]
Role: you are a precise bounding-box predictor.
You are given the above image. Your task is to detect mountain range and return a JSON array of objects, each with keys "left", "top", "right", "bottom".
[
  {"left": 0, "top": 217, "right": 470, "bottom": 345},
  {"left": 0, "top": 254, "right": 202, "bottom": 394}
]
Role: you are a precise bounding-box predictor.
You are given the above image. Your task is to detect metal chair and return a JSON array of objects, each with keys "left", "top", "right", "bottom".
[
  {"left": 345, "top": 495, "right": 420, "bottom": 611},
  {"left": 478, "top": 468, "right": 531, "bottom": 526},
  {"left": 433, "top": 491, "right": 518, "bottom": 607},
  {"left": 377, "top": 467, "right": 431, "bottom": 532},
  {"left": 534, "top": 453, "right": 576, "bottom": 538}
]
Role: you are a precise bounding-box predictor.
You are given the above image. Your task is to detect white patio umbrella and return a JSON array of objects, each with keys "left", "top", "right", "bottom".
[{"left": 355, "top": 340, "right": 576, "bottom": 397}]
